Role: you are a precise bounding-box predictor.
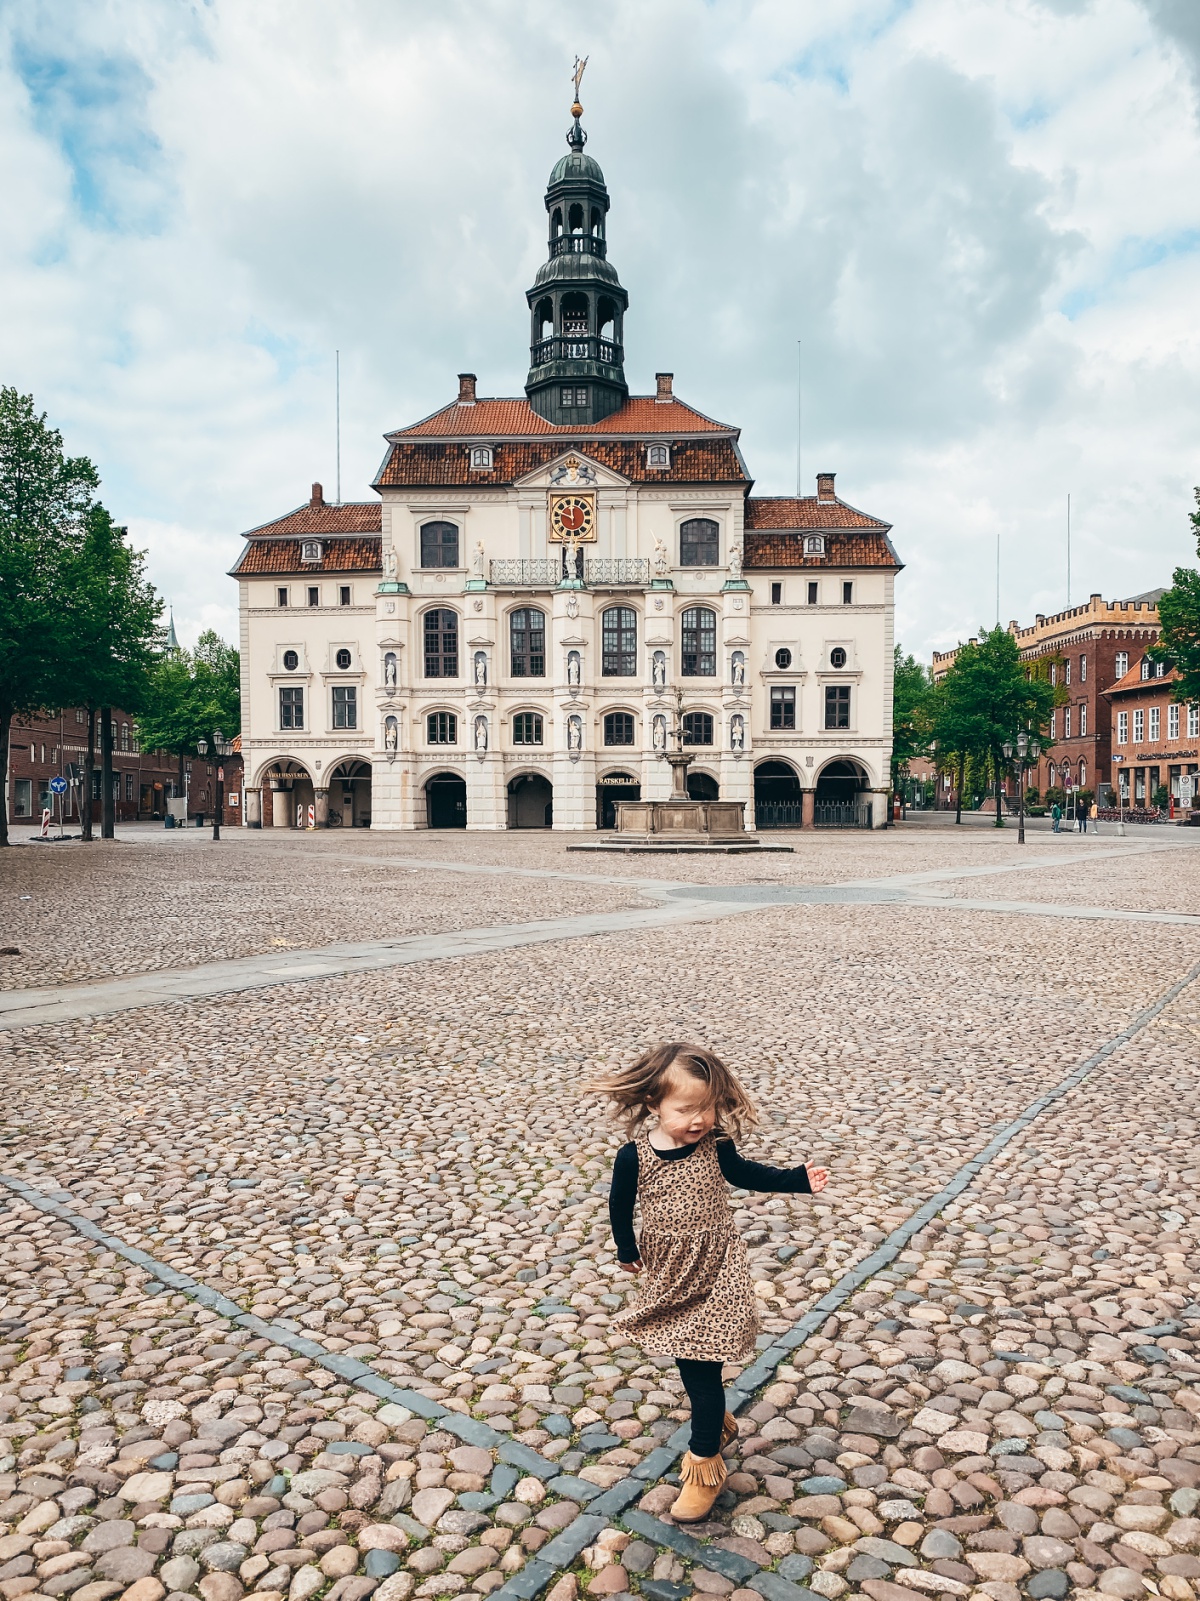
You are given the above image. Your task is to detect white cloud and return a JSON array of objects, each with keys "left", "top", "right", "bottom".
[{"left": 0, "top": 0, "right": 1197, "bottom": 658}]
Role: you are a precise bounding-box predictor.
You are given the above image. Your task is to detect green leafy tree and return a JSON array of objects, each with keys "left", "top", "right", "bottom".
[
  {"left": 926, "top": 643, "right": 989, "bottom": 825},
  {"left": 1151, "top": 488, "right": 1200, "bottom": 700},
  {"left": 137, "top": 630, "right": 240, "bottom": 801},
  {"left": 0, "top": 388, "right": 99, "bottom": 846},
  {"left": 890, "top": 646, "right": 931, "bottom": 802}
]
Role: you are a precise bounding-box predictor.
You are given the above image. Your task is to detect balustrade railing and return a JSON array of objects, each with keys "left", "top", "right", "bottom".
[
  {"left": 549, "top": 234, "right": 608, "bottom": 259},
  {"left": 530, "top": 336, "right": 621, "bottom": 367},
  {"left": 814, "top": 800, "right": 873, "bottom": 829},
  {"left": 490, "top": 559, "right": 561, "bottom": 586},
  {"left": 585, "top": 558, "right": 650, "bottom": 585}
]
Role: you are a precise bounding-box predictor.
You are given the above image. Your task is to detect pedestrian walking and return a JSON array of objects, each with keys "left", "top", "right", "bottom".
[
  {"left": 591, "top": 1043, "right": 829, "bottom": 1523},
  {"left": 1078, "top": 804, "right": 1088, "bottom": 834},
  {"left": 1090, "top": 799, "right": 1099, "bottom": 834},
  {"left": 1051, "top": 800, "right": 1062, "bottom": 833}
]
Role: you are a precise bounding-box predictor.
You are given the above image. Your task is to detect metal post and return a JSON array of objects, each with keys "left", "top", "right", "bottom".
[
  {"left": 1018, "top": 759, "right": 1025, "bottom": 846},
  {"left": 213, "top": 770, "right": 222, "bottom": 842}
]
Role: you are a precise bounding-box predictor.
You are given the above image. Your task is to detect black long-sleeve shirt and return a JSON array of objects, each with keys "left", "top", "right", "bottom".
[{"left": 608, "top": 1136, "right": 812, "bottom": 1263}]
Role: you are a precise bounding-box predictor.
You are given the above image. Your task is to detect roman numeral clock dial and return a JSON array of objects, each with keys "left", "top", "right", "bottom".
[{"left": 549, "top": 494, "right": 596, "bottom": 541}]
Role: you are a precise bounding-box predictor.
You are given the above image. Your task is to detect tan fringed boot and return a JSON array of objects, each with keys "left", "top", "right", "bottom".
[
  {"left": 721, "top": 1411, "right": 738, "bottom": 1449},
  {"left": 669, "top": 1450, "right": 727, "bottom": 1522}
]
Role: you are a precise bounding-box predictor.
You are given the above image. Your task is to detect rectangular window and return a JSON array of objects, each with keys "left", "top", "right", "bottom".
[
  {"left": 770, "top": 687, "right": 796, "bottom": 729},
  {"left": 125, "top": 772, "right": 134, "bottom": 801},
  {"left": 510, "top": 608, "right": 546, "bottom": 677},
  {"left": 339, "top": 585, "right": 351, "bottom": 607},
  {"left": 824, "top": 684, "right": 850, "bottom": 730},
  {"left": 427, "top": 711, "right": 457, "bottom": 744},
  {"left": 277, "top": 586, "right": 288, "bottom": 607},
  {"left": 1169, "top": 703, "right": 1180, "bottom": 739},
  {"left": 14, "top": 778, "right": 31, "bottom": 817},
  {"left": 1050, "top": 710, "right": 1056, "bottom": 739},
  {"left": 280, "top": 687, "right": 304, "bottom": 729},
  {"left": 308, "top": 586, "right": 319, "bottom": 607},
  {"left": 1133, "top": 708, "right": 1144, "bottom": 743},
  {"left": 512, "top": 712, "right": 544, "bottom": 745},
  {"left": 1190, "top": 704, "right": 1199, "bottom": 738},
  {"left": 842, "top": 581, "right": 853, "bottom": 605},
  {"left": 1115, "top": 651, "right": 1128, "bottom": 679},
  {"left": 1063, "top": 707, "right": 1071, "bottom": 738},
  {"left": 1149, "top": 706, "right": 1160, "bottom": 741},
  {"left": 770, "top": 582, "right": 782, "bottom": 605},
  {"left": 601, "top": 606, "right": 638, "bottom": 676},
  {"left": 1080, "top": 703, "right": 1087, "bottom": 736},
  {"left": 807, "top": 581, "right": 818, "bottom": 605},
  {"left": 424, "top": 609, "right": 459, "bottom": 678},
  {"left": 682, "top": 712, "right": 713, "bottom": 746},
  {"left": 603, "top": 712, "right": 635, "bottom": 746},
  {"left": 560, "top": 386, "right": 588, "bottom": 407},
  {"left": 680, "top": 607, "right": 717, "bottom": 677},
  {"left": 76, "top": 709, "right": 84, "bottom": 724},
  {"left": 332, "top": 685, "right": 358, "bottom": 729},
  {"left": 1080, "top": 654, "right": 1087, "bottom": 683}
]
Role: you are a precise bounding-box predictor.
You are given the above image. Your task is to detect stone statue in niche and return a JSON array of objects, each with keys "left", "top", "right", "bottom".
[
  {"left": 472, "top": 540, "right": 486, "bottom": 579},
  {"left": 728, "top": 543, "right": 742, "bottom": 580},
  {"left": 731, "top": 650, "right": 745, "bottom": 689},
  {"left": 384, "top": 652, "right": 398, "bottom": 691},
  {"left": 652, "top": 714, "right": 667, "bottom": 753},
  {"left": 382, "top": 547, "right": 398, "bottom": 580},
  {"left": 653, "top": 536, "right": 669, "bottom": 578},
  {"left": 652, "top": 651, "right": 667, "bottom": 690},
  {"left": 567, "top": 650, "right": 581, "bottom": 687},
  {"left": 473, "top": 651, "right": 487, "bottom": 687},
  {"left": 384, "top": 716, "right": 399, "bottom": 752},
  {"left": 730, "top": 714, "right": 745, "bottom": 752},
  {"left": 567, "top": 714, "right": 583, "bottom": 753},
  {"left": 474, "top": 714, "right": 488, "bottom": 753}
]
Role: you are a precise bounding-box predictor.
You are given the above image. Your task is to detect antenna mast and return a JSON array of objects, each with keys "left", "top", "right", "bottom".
[
  {"left": 336, "top": 350, "right": 341, "bottom": 506},
  {"left": 796, "top": 340, "right": 802, "bottom": 497},
  {"left": 1066, "top": 492, "right": 1071, "bottom": 607}
]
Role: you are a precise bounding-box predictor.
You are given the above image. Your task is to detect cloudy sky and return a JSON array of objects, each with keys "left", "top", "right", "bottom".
[{"left": 2, "top": 0, "right": 1199, "bottom": 659}]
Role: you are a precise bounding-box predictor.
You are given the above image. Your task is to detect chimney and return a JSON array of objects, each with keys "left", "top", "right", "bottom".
[
  {"left": 816, "top": 471, "right": 836, "bottom": 502},
  {"left": 310, "top": 482, "right": 324, "bottom": 507},
  {"left": 655, "top": 372, "right": 674, "bottom": 403},
  {"left": 458, "top": 372, "right": 477, "bottom": 405}
]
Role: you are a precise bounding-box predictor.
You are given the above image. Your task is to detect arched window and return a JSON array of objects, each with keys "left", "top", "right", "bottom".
[
  {"left": 510, "top": 608, "right": 546, "bottom": 677},
  {"left": 420, "top": 521, "right": 459, "bottom": 569},
  {"left": 602, "top": 607, "right": 637, "bottom": 676},
  {"left": 682, "top": 712, "right": 713, "bottom": 746},
  {"left": 513, "top": 712, "right": 544, "bottom": 746},
  {"left": 680, "top": 518, "right": 719, "bottom": 567},
  {"left": 604, "top": 712, "right": 635, "bottom": 746},
  {"left": 681, "top": 607, "right": 717, "bottom": 676},
  {"left": 424, "top": 609, "right": 458, "bottom": 678}
]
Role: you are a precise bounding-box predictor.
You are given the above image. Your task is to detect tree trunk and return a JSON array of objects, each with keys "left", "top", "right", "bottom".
[
  {"left": 995, "top": 757, "right": 1004, "bottom": 826},
  {"left": 955, "top": 753, "right": 964, "bottom": 825},
  {"left": 100, "top": 707, "right": 114, "bottom": 839},
  {"left": 0, "top": 703, "right": 11, "bottom": 847},
  {"left": 81, "top": 709, "right": 95, "bottom": 841},
  {"left": 178, "top": 747, "right": 185, "bottom": 806}
]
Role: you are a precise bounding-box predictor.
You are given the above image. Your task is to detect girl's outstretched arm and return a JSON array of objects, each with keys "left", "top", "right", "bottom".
[
  {"left": 608, "top": 1142, "right": 641, "bottom": 1265},
  {"left": 716, "top": 1141, "right": 825, "bottom": 1194}
]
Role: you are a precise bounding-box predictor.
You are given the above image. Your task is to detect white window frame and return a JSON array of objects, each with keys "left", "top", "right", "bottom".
[
  {"left": 469, "top": 446, "right": 494, "bottom": 471},
  {"left": 1133, "top": 708, "right": 1145, "bottom": 743},
  {"left": 646, "top": 444, "right": 670, "bottom": 469},
  {"left": 804, "top": 534, "right": 825, "bottom": 556},
  {"left": 301, "top": 540, "right": 322, "bottom": 562},
  {"left": 1169, "top": 703, "right": 1180, "bottom": 739},
  {"left": 1149, "top": 706, "right": 1160, "bottom": 741},
  {"left": 1189, "top": 704, "right": 1199, "bottom": 739},
  {"left": 1115, "top": 652, "right": 1128, "bottom": 679},
  {"left": 1117, "top": 710, "right": 1128, "bottom": 745},
  {"left": 1079, "top": 703, "right": 1086, "bottom": 736},
  {"left": 1064, "top": 707, "right": 1071, "bottom": 738}
]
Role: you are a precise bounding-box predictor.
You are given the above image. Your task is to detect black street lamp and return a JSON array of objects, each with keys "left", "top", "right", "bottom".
[
  {"left": 1002, "top": 731, "right": 1042, "bottom": 846},
  {"left": 197, "top": 730, "right": 233, "bottom": 841}
]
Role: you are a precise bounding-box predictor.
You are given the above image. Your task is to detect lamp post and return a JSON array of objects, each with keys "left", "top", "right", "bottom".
[
  {"left": 1002, "top": 731, "right": 1041, "bottom": 846},
  {"left": 197, "top": 730, "right": 232, "bottom": 841}
]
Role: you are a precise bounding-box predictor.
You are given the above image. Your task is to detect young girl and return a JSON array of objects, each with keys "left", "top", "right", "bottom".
[{"left": 592, "top": 1042, "right": 828, "bottom": 1523}]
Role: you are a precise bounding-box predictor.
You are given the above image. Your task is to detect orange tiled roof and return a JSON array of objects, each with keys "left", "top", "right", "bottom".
[
  {"left": 387, "top": 395, "right": 737, "bottom": 440},
  {"left": 1106, "top": 659, "right": 1180, "bottom": 697},
  {"left": 241, "top": 500, "right": 382, "bottom": 538},
  {"left": 745, "top": 496, "right": 888, "bottom": 530},
  {"left": 375, "top": 436, "right": 747, "bottom": 488},
  {"left": 229, "top": 537, "right": 382, "bottom": 577},
  {"left": 744, "top": 531, "right": 902, "bottom": 571}
]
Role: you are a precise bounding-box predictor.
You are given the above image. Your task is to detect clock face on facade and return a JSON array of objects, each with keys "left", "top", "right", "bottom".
[{"left": 549, "top": 493, "right": 597, "bottom": 542}]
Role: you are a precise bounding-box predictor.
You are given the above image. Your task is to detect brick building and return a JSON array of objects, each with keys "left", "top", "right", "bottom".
[
  {"left": 1106, "top": 654, "right": 1199, "bottom": 812},
  {"left": 6, "top": 709, "right": 180, "bottom": 828},
  {"left": 930, "top": 590, "right": 1163, "bottom": 804}
]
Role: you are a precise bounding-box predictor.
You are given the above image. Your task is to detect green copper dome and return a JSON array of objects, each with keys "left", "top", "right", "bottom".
[{"left": 548, "top": 149, "right": 606, "bottom": 187}]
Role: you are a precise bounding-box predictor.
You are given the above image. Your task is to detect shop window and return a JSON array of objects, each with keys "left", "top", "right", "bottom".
[{"left": 14, "top": 779, "right": 31, "bottom": 817}]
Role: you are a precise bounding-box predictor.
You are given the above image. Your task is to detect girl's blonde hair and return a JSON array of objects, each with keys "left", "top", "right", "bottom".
[{"left": 586, "top": 1042, "right": 758, "bottom": 1142}]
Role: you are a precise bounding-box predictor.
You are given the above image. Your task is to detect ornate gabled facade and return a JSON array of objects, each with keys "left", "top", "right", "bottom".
[{"left": 232, "top": 101, "right": 901, "bottom": 832}]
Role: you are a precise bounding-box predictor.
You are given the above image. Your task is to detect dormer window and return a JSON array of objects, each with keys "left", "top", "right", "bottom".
[
  {"left": 301, "top": 540, "right": 322, "bottom": 562},
  {"left": 804, "top": 534, "right": 825, "bottom": 556},
  {"left": 470, "top": 445, "right": 493, "bottom": 471},
  {"left": 647, "top": 444, "right": 670, "bottom": 469}
]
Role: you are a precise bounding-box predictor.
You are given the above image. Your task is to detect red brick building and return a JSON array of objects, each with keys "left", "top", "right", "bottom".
[
  {"left": 1105, "top": 655, "right": 1199, "bottom": 813},
  {"left": 6, "top": 709, "right": 180, "bottom": 829}
]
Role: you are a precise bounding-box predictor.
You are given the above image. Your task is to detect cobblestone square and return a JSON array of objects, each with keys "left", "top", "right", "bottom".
[{"left": 4, "top": 826, "right": 1200, "bottom": 1601}]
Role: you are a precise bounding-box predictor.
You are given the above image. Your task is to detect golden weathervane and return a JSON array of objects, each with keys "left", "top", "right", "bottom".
[{"left": 571, "top": 55, "right": 588, "bottom": 117}]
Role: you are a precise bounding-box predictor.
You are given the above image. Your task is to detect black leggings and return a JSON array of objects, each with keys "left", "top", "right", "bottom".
[{"left": 677, "top": 1358, "right": 726, "bottom": 1457}]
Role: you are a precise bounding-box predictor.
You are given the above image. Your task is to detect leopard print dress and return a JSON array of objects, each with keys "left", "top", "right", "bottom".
[{"left": 610, "top": 1129, "right": 759, "bottom": 1363}]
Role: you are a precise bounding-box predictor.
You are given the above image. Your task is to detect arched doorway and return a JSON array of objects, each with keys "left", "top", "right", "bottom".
[
  {"left": 508, "top": 773, "right": 553, "bottom": 829},
  {"left": 426, "top": 772, "right": 467, "bottom": 829},
  {"left": 327, "top": 760, "right": 371, "bottom": 828},
  {"left": 815, "top": 760, "right": 870, "bottom": 827},
  {"left": 754, "top": 761, "right": 802, "bottom": 828},
  {"left": 261, "top": 760, "right": 313, "bottom": 828},
  {"left": 687, "top": 771, "right": 719, "bottom": 801},
  {"left": 596, "top": 771, "right": 639, "bottom": 829}
]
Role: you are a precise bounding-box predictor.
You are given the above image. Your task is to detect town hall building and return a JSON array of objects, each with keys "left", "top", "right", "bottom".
[{"left": 232, "top": 101, "right": 901, "bottom": 832}]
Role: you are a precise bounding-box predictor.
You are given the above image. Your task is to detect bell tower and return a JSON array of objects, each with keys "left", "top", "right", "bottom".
[{"left": 525, "top": 88, "right": 629, "bottom": 426}]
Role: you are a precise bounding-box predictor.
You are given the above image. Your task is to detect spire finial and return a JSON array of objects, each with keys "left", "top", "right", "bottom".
[{"left": 568, "top": 54, "right": 588, "bottom": 150}]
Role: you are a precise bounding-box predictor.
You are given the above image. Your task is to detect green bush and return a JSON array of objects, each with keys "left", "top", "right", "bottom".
[{"left": 1153, "top": 784, "right": 1170, "bottom": 809}]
